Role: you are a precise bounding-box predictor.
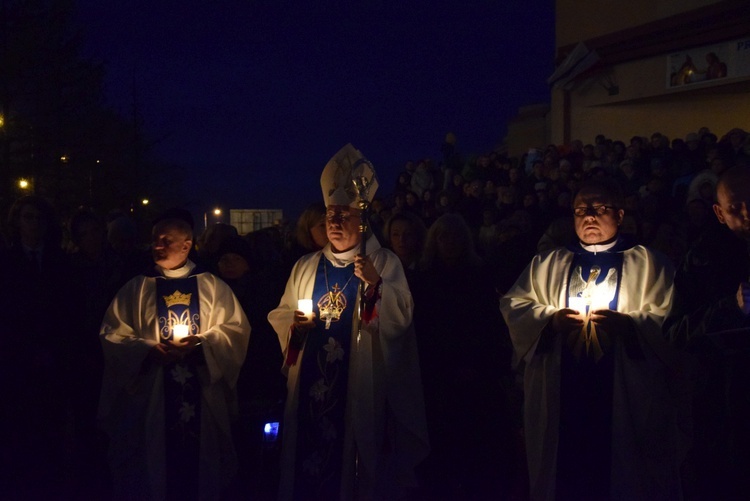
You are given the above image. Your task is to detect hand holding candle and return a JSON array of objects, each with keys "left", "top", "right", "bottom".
[
  {"left": 172, "top": 323, "right": 190, "bottom": 341},
  {"left": 297, "top": 299, "right": 313, "bottom": 316},
  {"left": 568, "top": 296, "right": 588, "bottom": 317},
  {"left": 551, "top": 307, "right": 585, "bottom": 333},
  {"left": 294, "top": 299, "right": 316, "bottom": 331},
  {"left": 589, "top": 309, "right": 631, "bottom": 337}
]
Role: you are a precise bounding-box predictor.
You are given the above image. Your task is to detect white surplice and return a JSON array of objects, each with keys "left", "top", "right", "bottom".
[
  {"left": 500, "top": 244, "right": 687, "bottom": 501},
  {"left": 98, "top": 260, "right": 250, "bottom": 500},
  {"left": 268, "top": 236, "right": 429, "bottom": 500}
]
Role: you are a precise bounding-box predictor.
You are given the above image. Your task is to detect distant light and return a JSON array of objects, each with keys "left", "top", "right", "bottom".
[
  {"left": 18, "top": 179, "right": 29, "bottom": 189},
  {"left": 96, "top": 159, "right": 101, "bottom": 164},
  {"left": 142, "top": 199, "right": 149, "bottom": 205},
  {"left": 60, "top": 155, "right": 69, "bottom": 163},
  {"left": 213, "top": 208, "right": 222, "bottom": 216},
  {"left": 263, "top": 422, "right": 280, "bottom": 442},
  {"left": 0, "top": 115, "right": 4, "bottom": 127}
]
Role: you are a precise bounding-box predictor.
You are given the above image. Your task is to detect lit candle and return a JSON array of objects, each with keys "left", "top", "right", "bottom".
[
  {"left": 568, "top": 296, "right": 588, "bottom": 316},
  {"left": 173, "top": 324, "right": 190, "bottom": 341},
  {"left": 297, "top": 299, "right": 313, "bottom": 316},
  {"left": 591, "top": 297, "right": 611, "bottom": 311},
  {"left": 591, "top": 283, "right": 615, "bottom": 311}
]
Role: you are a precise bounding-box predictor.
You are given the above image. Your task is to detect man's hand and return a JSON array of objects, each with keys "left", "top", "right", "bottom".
[
  {"left": 293, "top": 310, "right": 317, "bottom": 332},
  {"left": 354, "top": 255, "right": 380, "bottom": 287},
  {"left": 149, "top": 343, "right": 179, "bottom": 365},
  {"left": 551, "top": 308, "right": 584, "bottom": 333},
  {"left": 738, "top": 282, "right": 750, "bottom": 315},
  {"left": 590, "top": 309, "right": 632, "bottom": 336}
]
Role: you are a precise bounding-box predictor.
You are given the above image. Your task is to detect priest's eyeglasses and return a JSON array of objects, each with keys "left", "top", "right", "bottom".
[
  {"left": 573, "top": 205, "right": 615, "bottom": 217},
  {"left": 326, "top": 211, "right": 353, "bottom": 223}
]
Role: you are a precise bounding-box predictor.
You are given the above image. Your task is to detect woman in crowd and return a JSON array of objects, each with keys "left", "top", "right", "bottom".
[
  {"left": 410, "top": 213, "right": 517, "bottom": 499},
  {"left": 383, "top": 210, "right": 426, "bottom": 287}
]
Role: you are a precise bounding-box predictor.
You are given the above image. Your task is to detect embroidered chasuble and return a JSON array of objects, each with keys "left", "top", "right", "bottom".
[
  {"left": 156, "top": 275, "right": 203, "bottom": 500},
  {"left": 294, "top": 256, "right": 359, "bottom": 500},
  {"left": 556, "top": 247, "right": 623, "bottom": 501}
]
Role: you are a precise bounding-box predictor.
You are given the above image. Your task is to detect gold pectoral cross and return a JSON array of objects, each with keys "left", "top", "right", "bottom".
[{"left": 318, "top": 283, "right": 346, "bottom": 330}]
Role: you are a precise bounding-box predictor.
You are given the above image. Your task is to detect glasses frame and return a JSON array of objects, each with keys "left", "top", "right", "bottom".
[
  {"left": 573, "top": 204, "right": 616, "bottom": 217},
  {"left": 325, "top": 211, "right": 354, "bottom": 223}
]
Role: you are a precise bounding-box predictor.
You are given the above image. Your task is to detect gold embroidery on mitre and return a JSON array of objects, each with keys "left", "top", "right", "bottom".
[{"left": 163, "top": 290, "right": 192, "bottom": 308}]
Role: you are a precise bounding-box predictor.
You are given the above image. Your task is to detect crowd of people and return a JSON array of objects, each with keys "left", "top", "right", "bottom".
[{"left": 0, "top": 126, "right": 747, "bottom": 500}]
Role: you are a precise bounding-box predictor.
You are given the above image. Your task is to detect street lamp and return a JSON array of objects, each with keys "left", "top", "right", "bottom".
[{"left": 204, "top": 207, "right": 222, "bottom": 230}]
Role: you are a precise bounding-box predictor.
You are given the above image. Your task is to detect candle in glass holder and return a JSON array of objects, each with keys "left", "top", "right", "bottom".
[
  {"left": 297, "top": 299, "right": 313, "bottom": 316},
  {"left": 590, "top": 290, "right": 612, "bottom": 311},
  {"left": 173, "top": 324, "right": 190, "bottom": 341},
  {"left": 568, "top": 296, "right": 588, "bottom": 316}
]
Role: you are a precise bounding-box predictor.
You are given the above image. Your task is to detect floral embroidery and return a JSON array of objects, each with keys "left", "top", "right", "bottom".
[
  {"left": 300, "top": 331, "right": 347, "bottom": 489},
  {"left": 171, "top": 364, "right": 193, "bottom": 384},
  {"left": 167, "top": 362, "right": 199, "bottom": 440},
  {"left": 310, "top": 379, "right": 329, "bottom": 402},
  {"left": 319, "top": 416, "right": 337, "bottom": 441},
  {"left": 324, "top": 337, "right": 344, "bottom": 363},
  {"left": 303, "top": 451, "right": 324, "bottom": 477},
  {"left": 179, "top": 402, "right": 196, "bottom": 422}
]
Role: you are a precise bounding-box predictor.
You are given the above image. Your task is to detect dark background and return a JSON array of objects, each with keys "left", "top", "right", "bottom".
[{"left": 72, "top": 0, "right": 555, "bottom": 220}]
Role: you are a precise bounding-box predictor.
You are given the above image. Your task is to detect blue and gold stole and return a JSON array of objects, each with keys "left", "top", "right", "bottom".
[
  {"left": 557, "top": 238, "right": 631, "bottom": 499},
  {"left": 294, "top": 256, "right": 359, "bottom": 499},
  {"left": 154, "top": 270, "right": 204, "bottom": 497}
]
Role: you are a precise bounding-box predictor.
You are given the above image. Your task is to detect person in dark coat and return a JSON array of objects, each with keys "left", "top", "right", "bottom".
[{"left": 665, "top": 165, "right": 750, "bottom": 500}]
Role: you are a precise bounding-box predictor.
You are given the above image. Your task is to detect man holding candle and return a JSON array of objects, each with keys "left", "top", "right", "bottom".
[
  {"left": 268, "top": 144, "right": 428, "bottom": 500},
  {"left": 98, "top": 214, "right": 250, "bottom": 500},
  {"left": 500, "top": 178, "right": 684, "bottom": 500}
]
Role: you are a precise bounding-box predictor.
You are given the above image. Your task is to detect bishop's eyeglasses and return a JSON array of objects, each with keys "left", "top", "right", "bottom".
[
  {"left": 326, "top": 211, "right": 354, "bottom": 223},
  {"left": 573, "top": 204, "right": 615, "bottom": 217}
]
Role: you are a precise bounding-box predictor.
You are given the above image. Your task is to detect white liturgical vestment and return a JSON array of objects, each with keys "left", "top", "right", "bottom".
[{"left": 98, "top": 260, "right": 249, "bottom": 500}]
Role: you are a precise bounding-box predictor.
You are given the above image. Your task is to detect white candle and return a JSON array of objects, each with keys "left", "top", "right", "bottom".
[
  {"left": 568, "top": 296, "right": 587, "bottom": 316},
  {"left": 591, "top": 284, "right": 614, "bottom": 311},
  {"left": 591, "top": 297, "right": 611, "bottom": 311},
  {"left": 297, "top": 299, "right": 313, "bottom": 316},
  {"left": 173, "top": 324, "right": 190, "bottom": 341}
]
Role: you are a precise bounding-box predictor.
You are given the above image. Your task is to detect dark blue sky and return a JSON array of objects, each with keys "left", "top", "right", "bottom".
[{"left": 74, "top": 1, "right": 555, "bottom": 219}]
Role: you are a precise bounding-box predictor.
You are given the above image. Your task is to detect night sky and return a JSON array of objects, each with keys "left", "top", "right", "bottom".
[{"left": 74, "top": 1, "right": 555, "bottom": 220}]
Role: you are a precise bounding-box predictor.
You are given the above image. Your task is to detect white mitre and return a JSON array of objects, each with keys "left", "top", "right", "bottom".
[{"left": 320, "top": 143, "right": 379, "bottom": 208}]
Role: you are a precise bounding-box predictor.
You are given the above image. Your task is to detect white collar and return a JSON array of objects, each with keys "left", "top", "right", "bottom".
[
  {"left": 322, "top": 235, "right": 381, "bottom": 267},
  {"left": 580, "top": 238, "right": 618, "bottom": 254},
  {"left": 157, "top": 259, "right": 196, "bottom": 278}
]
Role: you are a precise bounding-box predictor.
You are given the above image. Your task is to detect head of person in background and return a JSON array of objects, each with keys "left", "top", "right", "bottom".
[
  {"left": 107, "top": 214, "right": 140, "bottom": 255},
  {"left": 68, "top": 208, "right": 107, "bottom": 260},
  {"left": 216, "top": 235, "right": 254, "bottom": 282},
  {"left": 405, "top": 190, "right": 421, "bottom": 212},
  {"left": 421, "top": 213, "right": 482, "bottom": 270},
  {"left": 384, "top": 211, "right": 426, "bottom": 271},
  {"left": 6, "top": 195, "right": 61, "bottom": 250},
  {"left": 713, "top": 166, "right": 750, "bottom": 242},
  {"left": 196, "top": 222, "right": 238, "bottom": 268},
  {"left": 295, "top": 202, "right": 328, "bottom": 253}
]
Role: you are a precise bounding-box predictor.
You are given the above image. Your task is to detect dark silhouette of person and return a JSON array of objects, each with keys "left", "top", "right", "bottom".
[
  {"left": 0, "top": 195, "right": 76, "bottom": 497},
  {"left": 665, "top": 165, "right": 750, "bottom": 500}
]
